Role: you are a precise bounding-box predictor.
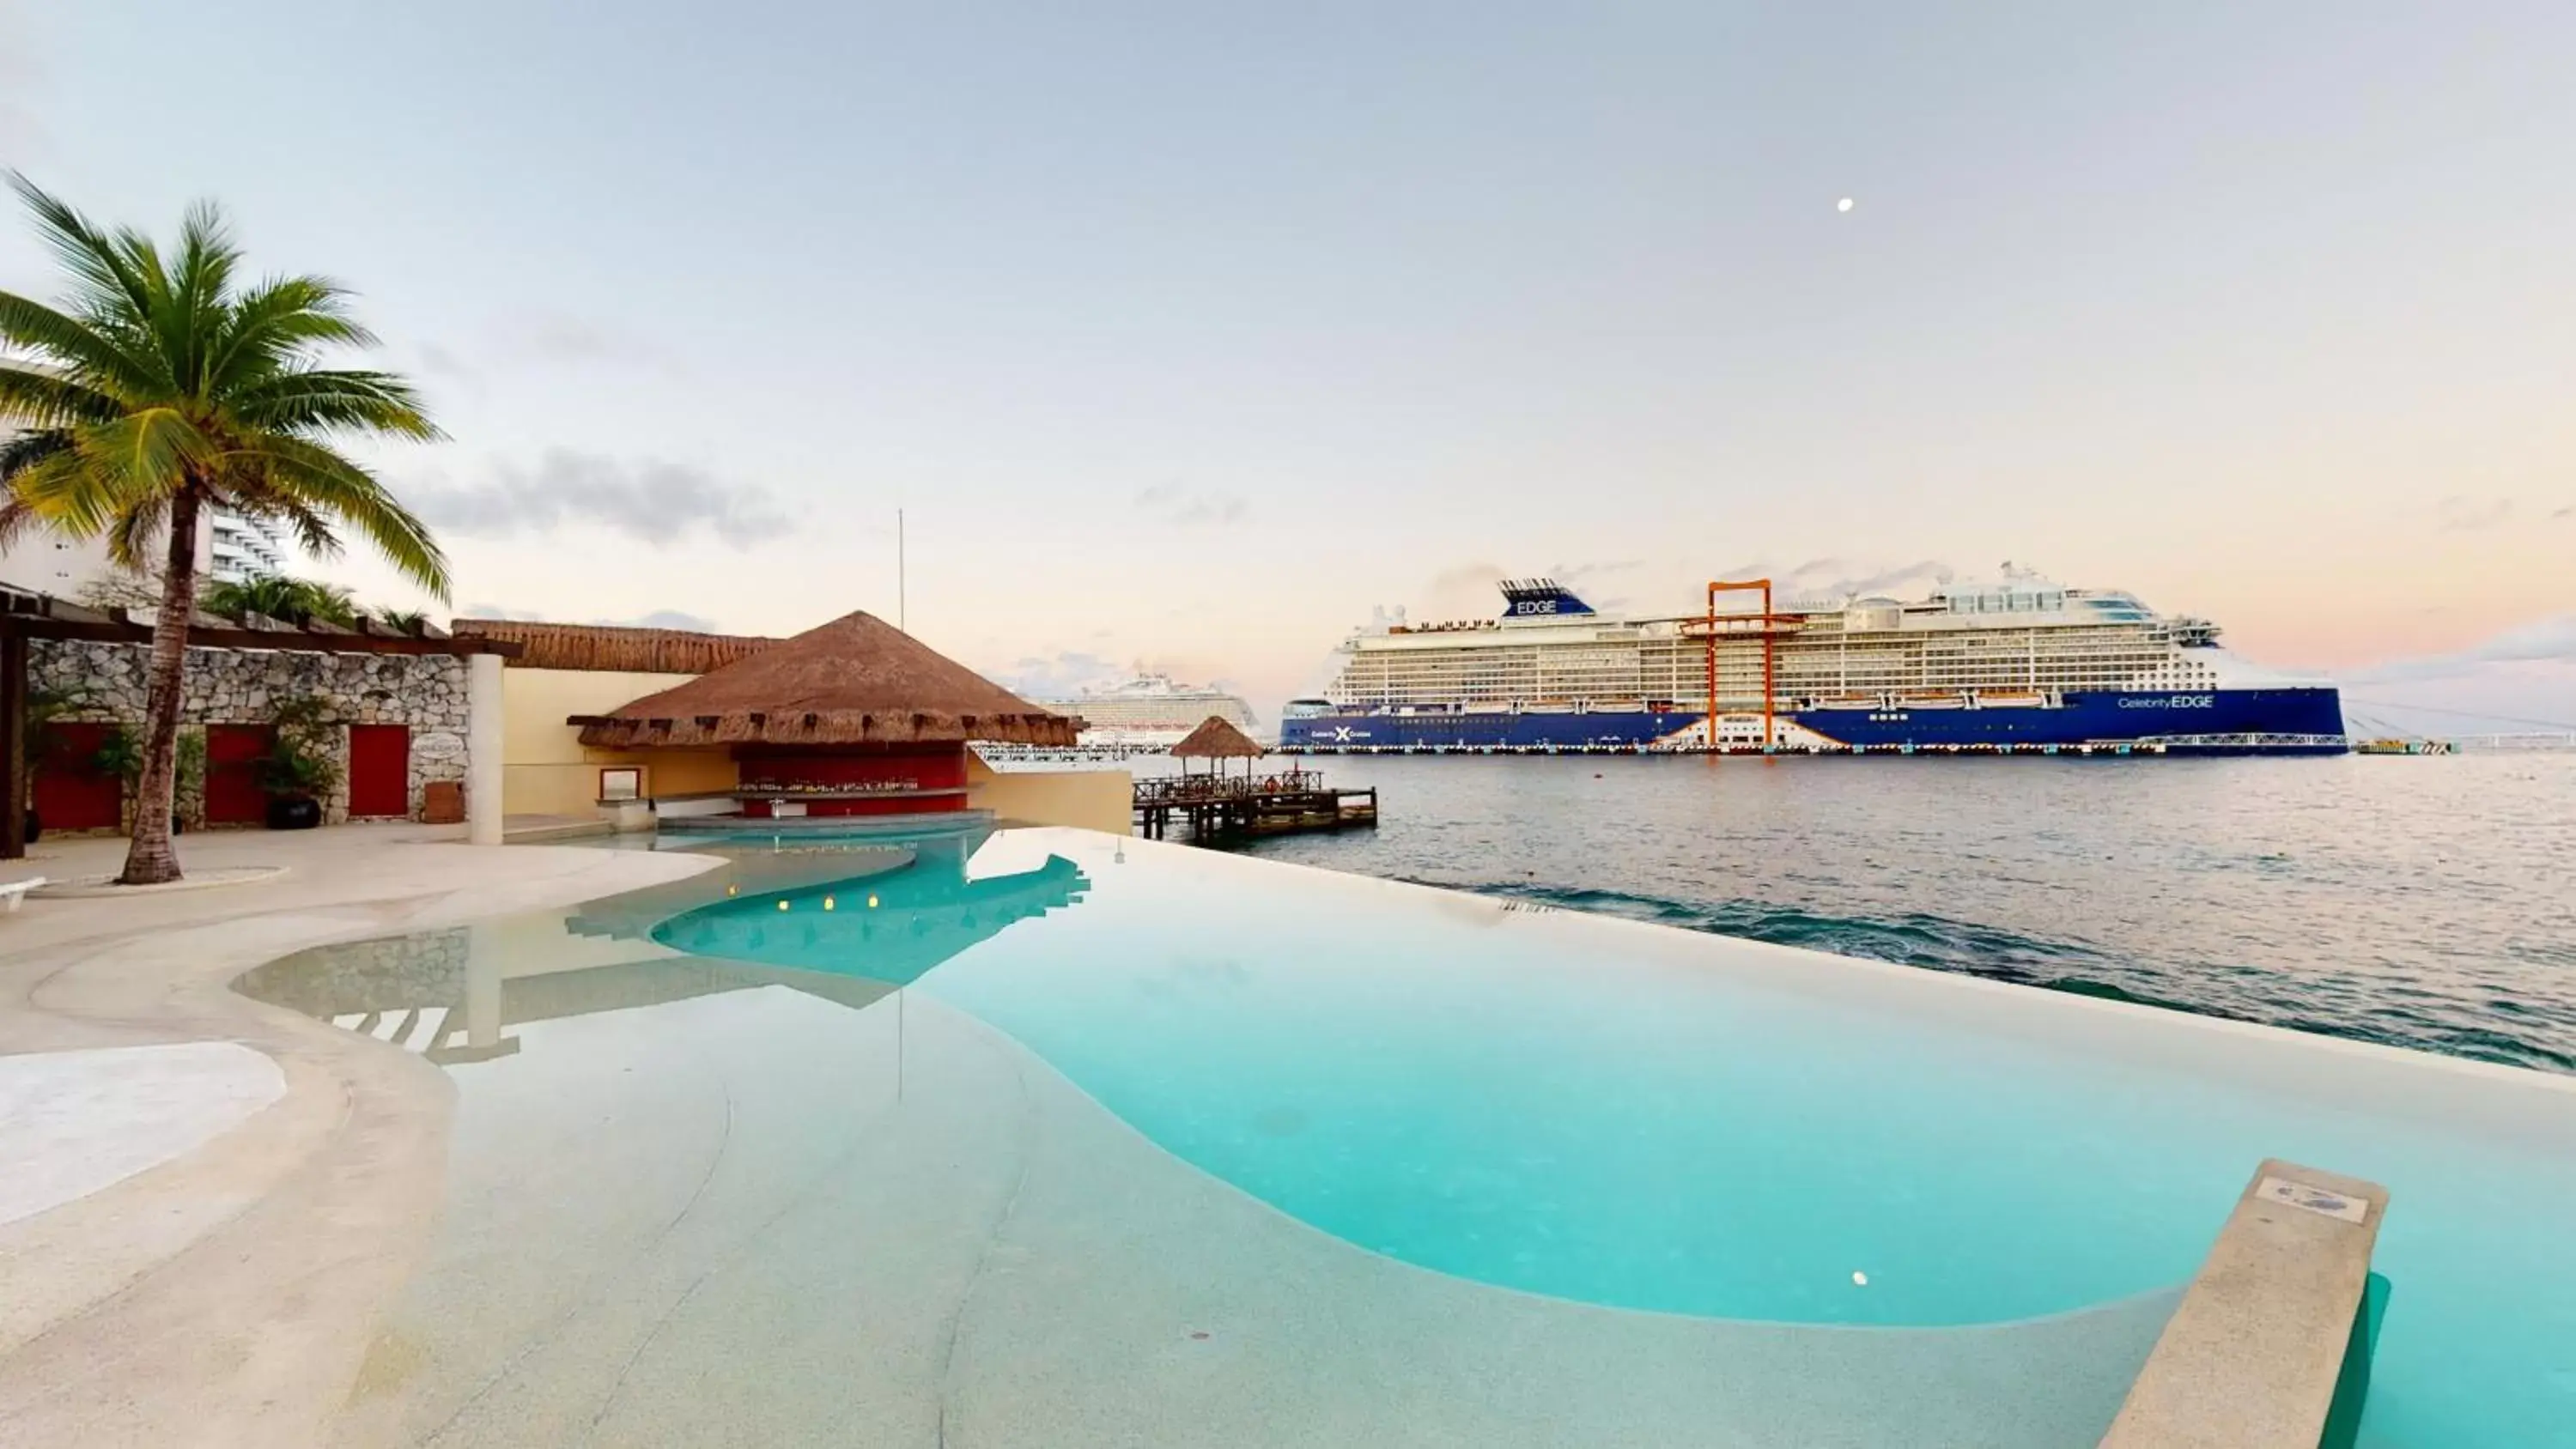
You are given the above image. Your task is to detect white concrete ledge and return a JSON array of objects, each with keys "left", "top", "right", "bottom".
[
  {"left": 2102, "top": 1158, "right": 2388, "bottom": 1448},
  {"left": 0, "top": 1042, "right": 287, "bottom": 1227}
]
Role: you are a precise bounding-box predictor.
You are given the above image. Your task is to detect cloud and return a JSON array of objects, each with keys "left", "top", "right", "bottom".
[
  {"left": 988, "top": 649, "right": 1125, "bottom": 700},
  {"left": 417, "top": 343, "right": 476, "bottom": 381},
  {"left": 407, "top": 451, "right": 794, "bottom": 547},
  {"left": 502, "top": 312, "right": 634, "bottom": 362},
  {"left": 2436, "top": 495, "right": 2515, "bottom": 532},
  {"left": 469, "top": 311, "right": 687, "bottom": 376},
  {"left": 410, "top": 315, "right": 680, "bottom": 381},
  {"left": 1777, "top": 557, "right": 1953, "bottom": 603},
  {"left": 1415, "top": 561, "right": 1508, "bottom": 621},
  {"left": 1429, "top": 561, "right": 1507, "bottom": 594},
  {"left": 1135, "top": 484, "right": 1248, "bottom": 527},
  {"left": 2554, "top": 504, "right": 2573, "bottom": 522},
  {"left": 1540, "top": 559, "right": 1645, "bottom": 611},
  {"left": 2350, "top": 614, "right": 2576, "bottom": 685}
]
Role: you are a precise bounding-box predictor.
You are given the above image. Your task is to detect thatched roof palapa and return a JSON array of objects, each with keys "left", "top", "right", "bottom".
[
  {"left": 453, "top": 618, "right": 781, "bottom": 674},
  {"left": 1170, "top": 715, "right": 1264, "bottom": 759},
  {"left": 572, "top": 611, "right": 1080, "bottom": 748}
]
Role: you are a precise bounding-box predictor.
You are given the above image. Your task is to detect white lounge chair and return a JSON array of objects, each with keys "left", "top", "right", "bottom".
[{"left": 0, "top": 877, "right": 46, "bottom": 912}]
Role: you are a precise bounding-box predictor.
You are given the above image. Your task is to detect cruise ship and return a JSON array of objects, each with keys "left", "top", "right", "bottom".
[
  {"left": 1278, "top": 570, "right": 2345, "bottom": 756},
  {"left": 1037, "top": 672, "right": 1263, "bottom": 749}
]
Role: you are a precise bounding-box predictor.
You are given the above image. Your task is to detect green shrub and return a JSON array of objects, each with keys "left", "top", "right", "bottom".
[{"left": 256, "top": 696, "right": 341, "bottom": 799}]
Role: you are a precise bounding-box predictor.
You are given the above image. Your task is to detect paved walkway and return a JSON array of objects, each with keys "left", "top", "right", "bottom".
[{"left": 0, "top": 825, "right": 711, "bottom": 1449}]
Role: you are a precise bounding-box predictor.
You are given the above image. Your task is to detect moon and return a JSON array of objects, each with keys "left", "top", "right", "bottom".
[{"left": 1837, "top": 197, "right": 1855, "bottom": 214}]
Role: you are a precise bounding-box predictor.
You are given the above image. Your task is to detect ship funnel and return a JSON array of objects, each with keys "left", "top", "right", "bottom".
[{"left": 1497, "top": 579, "right": 1597, "bottom": 619}]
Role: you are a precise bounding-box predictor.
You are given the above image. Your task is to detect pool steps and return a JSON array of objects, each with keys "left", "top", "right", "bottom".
[{"left": 2100, "top": 1159, "right": 2388, "bottom": 1447}]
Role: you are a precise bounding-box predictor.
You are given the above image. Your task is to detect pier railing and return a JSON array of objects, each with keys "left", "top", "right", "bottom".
[
  {"left": 1134, "top": 770, "right": 1325, "bottom": 805},
  {"left": 1132, "top": 769, "right": 1377, "bottom": 841}
]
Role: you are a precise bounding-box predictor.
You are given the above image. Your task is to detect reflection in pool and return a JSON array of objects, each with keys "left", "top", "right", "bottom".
[
  {"left": 648, "top": 835, "right": 1091, "bottom": 987},
  {"left": 236, "top": 827, "right": 2576, "bottom": 1447}
]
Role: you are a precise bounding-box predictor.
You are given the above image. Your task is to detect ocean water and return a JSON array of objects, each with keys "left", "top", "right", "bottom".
[{"left": 1227, "top": 752, "right": 2576, "bottom": 1073}]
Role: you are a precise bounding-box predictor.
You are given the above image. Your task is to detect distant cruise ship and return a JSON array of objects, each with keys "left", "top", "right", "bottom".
[
  {"left": 1279, "top": 569, "right": 2345, "bottom": 756},
  {"left": 1039, "top": 673, "right": 1262, "bottom": 749}
]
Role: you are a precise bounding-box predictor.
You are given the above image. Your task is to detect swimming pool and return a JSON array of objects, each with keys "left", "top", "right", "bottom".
[{"left": 240, "top": 828, "right": 2576, "bottom": 1446}]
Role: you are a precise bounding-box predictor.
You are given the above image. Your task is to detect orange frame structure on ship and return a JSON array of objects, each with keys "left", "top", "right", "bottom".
[{"left": 1686, "top": 579, "right": 1796, "bottom": 748}]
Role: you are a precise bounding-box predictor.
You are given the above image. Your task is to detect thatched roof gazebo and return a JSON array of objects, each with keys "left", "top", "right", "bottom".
[
  {"left": 1170, "top": 715, "right": 1262, "bottom": 761},
  {"left": 1169, "top": 714, "right": 1265, "bottom": 790},
  {"left": 571, "top": 611, "right": 1078, "bottom": 749}
]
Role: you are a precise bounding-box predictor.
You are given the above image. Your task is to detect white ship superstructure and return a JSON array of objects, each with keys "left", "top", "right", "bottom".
[
  {"left": 1281, "top": 569, "right": 2344, "bottom": 756},
  {"left": 1038, "top": 672, "right": 1262, "bottom": 749}
]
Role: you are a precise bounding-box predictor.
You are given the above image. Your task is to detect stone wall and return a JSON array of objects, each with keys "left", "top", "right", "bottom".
[{"left": 32, "top": 640, "right": 472, "bottom": 829}]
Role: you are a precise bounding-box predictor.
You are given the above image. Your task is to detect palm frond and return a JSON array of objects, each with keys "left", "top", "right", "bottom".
[
  {"left": 102, "top": 493, "right": 173, "bottom": 571},
  {"left": 0, "top": 292, "right": 168, "bottom": 403},
  {"left": 0, "top": 446, "right": 125, "bottom": 540},
  {"left": 0, "top": 356, "right": 126, "bottom": 428},
  {"left": 0, "top": 495, "right": 43, "bottom": 551},
  {"left": 1, "top": 428, "right": 76, "bottom": 553},
  {"left": 64, "top": 409, "right": 216, "bottom": 514},
  {"left": 229, "top": 366, "right": 440, "bottom": 440},
  {"left": 5, "top": 173, "right": 160, "bottom": 328},
  {"left": 203, "top": 275, "right": 376, "bottom": 395},
  {"left": 0, "top": 425, "right": 72, "bottom": 480},
  {"left": 228, "top": 433, "right": 450, "bottom": 597},
  {"left": 265, "top": 494, "right": 343, "bottom": 559},
  {"left": 167, "top": 199, "right": 240, "bottom": 394}
]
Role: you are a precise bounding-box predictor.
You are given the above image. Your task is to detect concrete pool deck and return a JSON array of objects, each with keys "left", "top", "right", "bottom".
[{"left": 0, "top": 825, "right": 717, "bottom": 1448}]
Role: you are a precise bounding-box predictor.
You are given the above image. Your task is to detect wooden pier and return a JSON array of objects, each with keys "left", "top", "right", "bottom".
[{"left": 1133, "top": 769, "right": 1378, "bottom": 841}]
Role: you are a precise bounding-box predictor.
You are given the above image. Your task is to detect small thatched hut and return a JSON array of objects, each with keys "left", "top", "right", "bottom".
[
  {"left": 568, "top": 611, "right": 1079, "bottom": 819},
  {"left": 1170, "top": 715, "right": 1263, "bottom": 784},
  {"left": 1170, "top": 715, "right": 1262, "bottom": 760}
]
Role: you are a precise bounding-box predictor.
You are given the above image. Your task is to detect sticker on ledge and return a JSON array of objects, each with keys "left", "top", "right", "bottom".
[{"left": 2255, "top": 1175, "right": 2370, "bottom": 1224}]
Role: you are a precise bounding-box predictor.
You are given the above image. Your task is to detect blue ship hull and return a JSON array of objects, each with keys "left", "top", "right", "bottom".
[{"left": 1278, "top": 688, "right": 2348, "bottom": 756}]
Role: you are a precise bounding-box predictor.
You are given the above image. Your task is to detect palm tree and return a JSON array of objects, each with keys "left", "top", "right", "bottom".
[
  {"left": 0, "top": 174, "right": 450, "bottom": 884},
  {"left": 202, "top": 572, "right": 359, "bottom": 627}
]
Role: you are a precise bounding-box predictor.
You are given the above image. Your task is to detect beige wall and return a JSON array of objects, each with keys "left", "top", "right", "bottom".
[
  {"left": 965, "top": 754, "right": 1133, "bottom": 834},
  {"left": 499, "top": 667, "right": 738, "bottom": 817}
]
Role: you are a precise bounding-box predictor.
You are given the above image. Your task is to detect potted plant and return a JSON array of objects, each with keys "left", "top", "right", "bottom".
[
  {"left": 256, "top": 697, "right": 340, "bottom": 830},
  {"left": 92, "top": 724, "right": 203, "bottom": 834}
]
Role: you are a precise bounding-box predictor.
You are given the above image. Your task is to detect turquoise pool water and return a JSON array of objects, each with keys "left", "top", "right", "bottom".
[
  {"left": 246, "top": 828, "right": 2576, "bottom": 1445},
  {"left": 648, "top": 831, "right": 2576, "bottom": 1445}
]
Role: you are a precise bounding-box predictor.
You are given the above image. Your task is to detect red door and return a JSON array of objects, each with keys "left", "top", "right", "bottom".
[
  {"left": 347, "top": 724, "right": 410, "bottom": 818},
  {"left": 33, "top": 721, "right": 123, "bottom": 831},
  {"left": 204, "top": 724, "right": 276, "bottom": 825}
]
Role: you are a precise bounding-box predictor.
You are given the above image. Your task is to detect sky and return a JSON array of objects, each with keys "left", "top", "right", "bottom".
[{"left": 3, "top": 0, "right": 2572, "bottom": 729}]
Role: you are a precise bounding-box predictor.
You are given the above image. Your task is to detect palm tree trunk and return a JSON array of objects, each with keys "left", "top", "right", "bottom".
[{"left": 115, "top": 487, "right": 203, "bottom": 886}]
